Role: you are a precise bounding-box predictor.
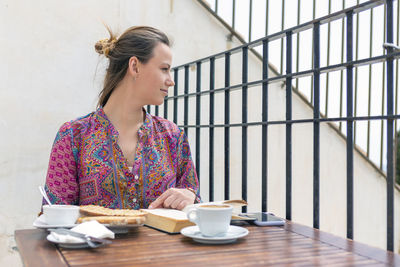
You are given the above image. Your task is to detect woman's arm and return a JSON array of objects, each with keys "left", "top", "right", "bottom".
[{"left": 43, "top": 122, "right": 79, "bottom": 205}]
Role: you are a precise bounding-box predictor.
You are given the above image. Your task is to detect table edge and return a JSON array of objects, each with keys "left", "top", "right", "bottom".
[
  {"left": 284, "top": 221, "right": 400, "bottom": 265},
  {"left": 15, "top": 229, "right": 68, "bottom": 267}
]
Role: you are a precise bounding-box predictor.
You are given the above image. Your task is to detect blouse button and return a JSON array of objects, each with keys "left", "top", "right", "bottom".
[
  {"left": 134, "top": 175, "right": 139, "bottom": 180},
  {"left": 132, "top": 198, "right": 137, "bottom": 203}
]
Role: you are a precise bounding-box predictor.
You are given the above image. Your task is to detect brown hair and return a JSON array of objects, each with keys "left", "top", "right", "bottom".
[{"left": 95, "top": 26, "right": 170, "bottom": 107}]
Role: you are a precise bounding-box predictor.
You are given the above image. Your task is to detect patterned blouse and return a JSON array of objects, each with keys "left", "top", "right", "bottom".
[{"left": 44, "top": 108, "right": 200, "bottom": 209}]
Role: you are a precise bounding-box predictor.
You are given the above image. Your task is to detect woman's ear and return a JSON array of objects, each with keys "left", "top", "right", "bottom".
[{"left": 128, "top": 57, "right": 140, "bottom": 77}]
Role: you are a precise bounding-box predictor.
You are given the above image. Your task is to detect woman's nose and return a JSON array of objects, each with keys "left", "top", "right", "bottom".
[{"left": 166, "top": 78, "right": 175, "bottom": 87}]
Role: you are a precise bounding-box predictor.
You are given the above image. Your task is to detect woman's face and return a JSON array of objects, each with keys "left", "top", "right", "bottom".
[{"left": 134, "top": 42, "right": 175, "bottom": 106}]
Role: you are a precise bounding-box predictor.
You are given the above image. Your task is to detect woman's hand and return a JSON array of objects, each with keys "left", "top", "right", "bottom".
[{"left": 148, "top": 188, "right": 196, "bottom": 210}]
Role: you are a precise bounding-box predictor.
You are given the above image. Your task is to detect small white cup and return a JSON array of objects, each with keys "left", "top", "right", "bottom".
[
  {"left": 43, "top": 205, "right": 80, "bottom": 225},
  {"left": 187, "top": 204, "right": 233, "bottom": 237}
]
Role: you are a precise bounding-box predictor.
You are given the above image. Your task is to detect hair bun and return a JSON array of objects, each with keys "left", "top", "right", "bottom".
[{"left": 95, "top": 38, "right": 117, "bottom": 57}]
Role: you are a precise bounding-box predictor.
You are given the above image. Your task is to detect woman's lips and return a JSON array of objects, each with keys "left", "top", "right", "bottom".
[{"left": 160, "top": 89, "right": 168, "bottom": 94}]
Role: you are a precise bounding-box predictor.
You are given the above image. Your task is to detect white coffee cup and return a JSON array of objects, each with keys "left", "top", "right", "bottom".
[
  {"left": 43, "top": 205, "right": 80, "bottom": 225},
  {"left": 187, "top": 204, "right": 233, "bottom": 237}
]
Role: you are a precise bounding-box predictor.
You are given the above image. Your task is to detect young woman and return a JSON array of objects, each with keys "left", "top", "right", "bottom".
[{"left": 44, "top": 26, "right": 200, "bottom": 210}]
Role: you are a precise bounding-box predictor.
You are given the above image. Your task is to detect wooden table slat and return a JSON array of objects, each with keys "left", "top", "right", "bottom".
[
  {"left": 284, "top": 222, "right": 400, "bottom": 265},
  {"left": 15, "top": 229, "right": 67, "bottom": 267}
]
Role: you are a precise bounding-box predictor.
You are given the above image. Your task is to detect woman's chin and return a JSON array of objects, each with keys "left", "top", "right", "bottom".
[{"left": 148, "top": 100, "right": 164, "bottom": 107}]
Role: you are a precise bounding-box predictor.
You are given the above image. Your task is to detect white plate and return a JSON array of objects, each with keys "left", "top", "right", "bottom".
[
  {"left": 34, "top": 214, "right": 142, "bottom": 233},
  {"left": 180, "top": 225, "right": 249, "bottom": 244},
  {"left": 47, "top": 234, "right": 89, "bottom": 249}
]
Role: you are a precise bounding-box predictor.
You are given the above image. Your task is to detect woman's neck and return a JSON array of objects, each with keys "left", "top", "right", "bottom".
[{"left": 103, "top": 81, "right": 144, "bottom": 134}]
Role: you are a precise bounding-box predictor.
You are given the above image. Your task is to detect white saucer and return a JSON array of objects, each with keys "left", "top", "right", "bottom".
[
  {"left": 47, "top": 234, "right": 89, "bottom": 249},
  {"left": 33, "top": 215, "right": 77, "bottom": 229},
  {"left": 180, "top": 225, "right": 249, "bottom": 244}
]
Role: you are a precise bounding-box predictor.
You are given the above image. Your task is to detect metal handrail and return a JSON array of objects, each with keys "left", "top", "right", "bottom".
[{"left": 195, "top": 0, "right": 399, "bottom": 175}]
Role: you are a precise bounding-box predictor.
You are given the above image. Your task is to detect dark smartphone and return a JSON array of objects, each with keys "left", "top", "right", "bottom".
[{"left": 239, "top": 212, "right": 285, "bottom": 226}]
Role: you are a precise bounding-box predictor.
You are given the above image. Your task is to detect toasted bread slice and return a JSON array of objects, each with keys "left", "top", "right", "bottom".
[
  {"left": 77, "top": 215, "right": 146, "bottom": 225},
  {"left": 79, "top": 205, "right": 146, "bottom": 217}
]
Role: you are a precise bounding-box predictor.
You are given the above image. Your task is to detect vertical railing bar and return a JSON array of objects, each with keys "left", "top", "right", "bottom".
[
  {"left": 184, "top": 65, "right": 189, "bottom": 136},
  {"left": 296, "top": 0, "right": 301, "bottom": 92},
  {"left": 280, "top": 0, "right": 285, "bottom": 75},
  {"left": 339, "top": 0, "right": 345, "bottom": 132},
  {"left": 367, "top": 8, "right": 374, "bottom": 158},
  {"left": 313, "top": 22, "right": 320, "bottom": 230},
  {"left": 146, "top": 105, "right": 151, "bottom": 114},
  {"left": 380, "top": 3, "right": 387, "bottom": 169},
  {"left": 262, "top": 39, "right": 269, "bottom": 213},
  {"left": 215, "top": 0, "right": 218, "bottom": 14},
  {"left": 209, "top": 57, "right": 215, "bottom": 202},
  {"left": 164, "top": 81, "right": 169, "bottom": 119},
  {"left": 325, "top": 0, "right": 332, "bottom": 117},
  {"left": 354, "top": 0, "right": 360, "bottom": 146},
  {"left": 263, "top": 2, "right": 269, "bottom": 213},
  {"left": 395, "top": 0, "right": 400, "bottom": 177},
  {"left": 242, "top": 47, "right": 248, "bottom": 213},
  {"left": 311, "top": 0, "right": 316, "bottom": 103},
  {"left": 265, "top": 0, "right": 269, "bottom": 36},
  {"left": 346, "top": 11, "right": 354, "bottom": 240},
  {"left": 313, "top": 0, "right": 316, "bottom": 20},
  {"left": 386, "top": 0, "right": 394, "bottom": 252},
  {"left": 155, "top": 105, "right": 159, "bottom": 117},
  {"left": 249, "top": 0, "right": 253, "bottom": 43},
  {"left": 286, "top": 31, "right": 293, "bottom": 221},
  {"left": 173, "top": 69, "right": 178, "bottom": 124},
  {"left": 224, "top": 53, "right": 230, "bottom": 201},
  {"left": 232, "top": 0, "right": 236, "bottom": 30},
  {"left": 196, "top": 62, "right": 201, "bottom": 183}
]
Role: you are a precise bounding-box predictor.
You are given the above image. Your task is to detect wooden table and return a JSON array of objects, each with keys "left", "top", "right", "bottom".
[{"left": 15, "top": 222, "right": 400, "bottom": 266}]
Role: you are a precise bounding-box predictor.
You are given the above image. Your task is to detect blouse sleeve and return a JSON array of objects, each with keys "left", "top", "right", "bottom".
[
  {"left": 175, "top": 129, "right": 201, "bottom": 202},
  {"left": 44, "top": 122, "right": 79, "bottom": 205}
]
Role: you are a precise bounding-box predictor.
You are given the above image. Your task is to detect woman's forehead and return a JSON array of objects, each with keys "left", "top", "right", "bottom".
[{"left": 150, "top": 43, "right": 172, "bottom": 64}]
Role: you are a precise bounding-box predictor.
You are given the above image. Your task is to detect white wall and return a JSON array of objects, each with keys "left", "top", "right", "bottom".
[
  {"left": 0, "top": 0, "right": 243, "bottom": 265},
  {"left": 0, "top": 0, "right": 398, "bottom": 265}
]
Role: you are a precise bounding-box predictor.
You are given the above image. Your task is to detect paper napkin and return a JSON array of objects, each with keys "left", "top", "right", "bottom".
[{"left": 50, "top": 220, "right": 115, "bottom": 243}]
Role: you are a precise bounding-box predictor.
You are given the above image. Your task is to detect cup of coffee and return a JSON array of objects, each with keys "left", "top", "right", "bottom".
[
  {"left": 43, "top": 205, "right": 80, "bottom": 225},
  {"left": 187, "top": 204, "right": 233, "bottom": 236}
]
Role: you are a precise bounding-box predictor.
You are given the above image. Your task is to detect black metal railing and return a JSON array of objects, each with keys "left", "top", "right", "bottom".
[
  {"left": 149, "top": 0, "right": 399, "bottom": 251},
  {"left": 199, "top": 0, "right": 400, "bottom": 177}
]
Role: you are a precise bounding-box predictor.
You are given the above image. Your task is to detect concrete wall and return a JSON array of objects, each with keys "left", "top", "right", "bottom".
[{"left": 0, "top": 0, "right": 398, "bottom": 265}]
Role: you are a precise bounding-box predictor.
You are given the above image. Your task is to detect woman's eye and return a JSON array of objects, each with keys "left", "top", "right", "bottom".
[{"left": 162, "top": 68, "right": 169, "bottom": 72}]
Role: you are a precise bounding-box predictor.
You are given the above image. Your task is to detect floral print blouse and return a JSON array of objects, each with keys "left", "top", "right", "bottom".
[{"left": 44, "top": 108, "right": 200, "bottom": 209}]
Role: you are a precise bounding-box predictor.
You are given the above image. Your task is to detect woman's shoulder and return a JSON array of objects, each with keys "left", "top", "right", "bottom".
[
  {"left": 57, "top": 111, "right": 96, "bottom": 136},
  {"left": 149, "top": 114, "right": 182, "bottom": 136}
]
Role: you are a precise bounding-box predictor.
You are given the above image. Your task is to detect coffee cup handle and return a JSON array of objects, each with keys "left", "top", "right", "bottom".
[{"left": 187, "top": 208, "right": 199, "bottom": 224}]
